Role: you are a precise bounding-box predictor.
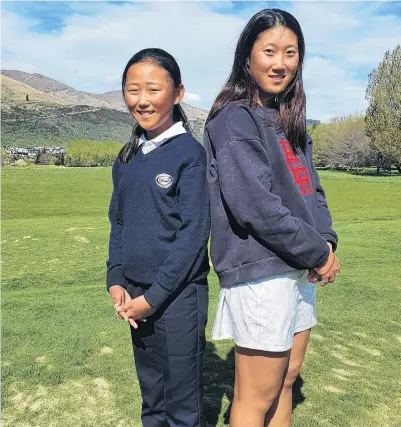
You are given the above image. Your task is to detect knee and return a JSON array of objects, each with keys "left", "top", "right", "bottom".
[
  {"left": 283, "top": 362, "right": 302, "bottom": 389},
  {"left": 234, "top": 384, "right": 282, "bottom": 413}
]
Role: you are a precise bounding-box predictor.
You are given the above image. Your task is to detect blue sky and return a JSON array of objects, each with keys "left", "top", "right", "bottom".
[{"left": 1, "top": 1, "right": 401, "bottom": 121}]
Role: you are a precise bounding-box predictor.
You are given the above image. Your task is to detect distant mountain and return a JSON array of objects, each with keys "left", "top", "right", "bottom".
[
  {"left": 1, "top": 75, "right": 69, "bottom": 105},
  {"left": 1, "top": 70, "right": 208, "bottom": 148}
]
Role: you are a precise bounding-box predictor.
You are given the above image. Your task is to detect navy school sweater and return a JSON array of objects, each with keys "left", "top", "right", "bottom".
[
  {"left": 106, "top": 133, "right": 210, "bottom": 309},
  {"left": 204, "top": 101, "right": 338, "bottom": 288}
]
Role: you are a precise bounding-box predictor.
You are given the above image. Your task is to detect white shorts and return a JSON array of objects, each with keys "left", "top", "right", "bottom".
[{"left": 212, "top": 270, "right": 317, "bottom": 352}]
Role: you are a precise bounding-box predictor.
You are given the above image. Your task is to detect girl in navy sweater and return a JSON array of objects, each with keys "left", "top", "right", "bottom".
[
  {"left": 204, "top": 9, "right": 340, "bottom": 427},
  {"left": 106, "top": 48, "right": 210, "bottom": 427}
]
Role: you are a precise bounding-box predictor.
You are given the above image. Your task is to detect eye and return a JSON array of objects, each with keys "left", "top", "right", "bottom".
[
  {"left": 286, "top": 50, "right": 297, "bottom": 56},
  {"left": 149, "top": 88, "right": 160, "bottom": 93},
  {"left": 265, "top": 48, "right": 274, "bottom": 55},
  {"left": 126, "top": 89, "right": 138, "bottom": 94}
]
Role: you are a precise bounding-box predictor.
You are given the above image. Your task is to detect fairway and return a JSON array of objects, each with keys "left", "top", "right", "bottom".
[{"left": 2, "top": 167, "right": 401, "bottom": 427}]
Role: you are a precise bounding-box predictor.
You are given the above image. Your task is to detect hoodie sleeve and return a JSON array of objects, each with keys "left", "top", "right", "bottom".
[
  {"left": 307, "top": 137, "right": 338, "bottom": 251},
  {"left": 143, "top": 157, "right": 210, "bottom": 310},
  {"left": 210, "top": 103, "right": 330, "bottom": 270},
  {"left": 106, "top": 158, "right": 126, "bottom": 290}
]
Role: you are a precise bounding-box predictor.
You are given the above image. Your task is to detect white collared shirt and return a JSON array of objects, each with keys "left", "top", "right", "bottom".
[{"left": 138, "top": 121, "right": 187, "bottom": 154}]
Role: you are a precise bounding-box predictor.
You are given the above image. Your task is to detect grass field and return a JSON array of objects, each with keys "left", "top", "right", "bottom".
[{"left": 2, "top": 167, "right": 401, "bottom": 427}]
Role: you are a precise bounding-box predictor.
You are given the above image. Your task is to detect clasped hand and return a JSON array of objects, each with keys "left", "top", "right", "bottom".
[
  {"left": 109, "top": 286, "right": 156, "bottom": 329},
  {"left": 307, "top": 242, "right": 341, "bottom": 286}
]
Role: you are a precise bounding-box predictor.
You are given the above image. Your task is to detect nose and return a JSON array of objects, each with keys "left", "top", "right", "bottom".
[
  {"left": 272, "top": 53, "right": 286, "bottom": 71},
  {"left": 138, "top": 91, "right": 150, "bottom": 108}
]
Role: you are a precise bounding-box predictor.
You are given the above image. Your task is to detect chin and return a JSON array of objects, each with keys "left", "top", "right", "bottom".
[{"left": 136, "top": 119, "right": 157, "bottom": 130}]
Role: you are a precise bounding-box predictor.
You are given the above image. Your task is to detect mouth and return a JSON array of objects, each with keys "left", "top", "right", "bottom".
[
  {"left": 136, "top": 110, "right": 155, "bottom": 118},
  {"left": 268, "top": 75, "right": 285, "bottom": 82}
]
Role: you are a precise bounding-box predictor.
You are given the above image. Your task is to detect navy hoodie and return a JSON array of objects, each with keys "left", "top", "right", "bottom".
[
  {"left": 204, "top": 101, "right": 338, "bottom": 288},
  {"left": 106, "top": 133, "right": 210, "bottom": 309}
]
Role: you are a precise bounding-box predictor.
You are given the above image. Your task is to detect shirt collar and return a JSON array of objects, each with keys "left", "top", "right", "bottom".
[{"left": 138, "top": 121, "right": 187, "bottom": 148}]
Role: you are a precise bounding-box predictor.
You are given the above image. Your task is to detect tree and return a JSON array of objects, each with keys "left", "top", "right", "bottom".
[
  {"left": 365, "top": 45, "right": 401, "bottom": 173},
  {"left": 311, "top": 115, "right": 376, "bottom": 169},
  {"left": 330, "top": 116, "right": 376, "bottom": 170}
]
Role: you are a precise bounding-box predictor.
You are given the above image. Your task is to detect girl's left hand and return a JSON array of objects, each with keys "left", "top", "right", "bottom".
[
  {"left": 121, "top": 296, "right": 156, "bottom": 328},
  {"left": 306, "top": 269, "right": 321, "bottom": 284}
]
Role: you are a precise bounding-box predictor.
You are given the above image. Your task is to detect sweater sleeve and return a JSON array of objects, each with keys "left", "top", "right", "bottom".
[
  {"left": 106, "top": 159, "right": 126, "bottom": 290},
  {"left": 143, "top": 163, "right": 210, "bottom": 309},
  {"left": 211, "top": 105, "right": 330, "bottom": 270},
  {"left": 307, "top": 139, "right": 338, "bottom": 251}
]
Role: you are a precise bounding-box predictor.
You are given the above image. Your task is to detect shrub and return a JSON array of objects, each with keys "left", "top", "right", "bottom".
[{"left": 64, "top": 140, "right": 123, "bottom": 167}]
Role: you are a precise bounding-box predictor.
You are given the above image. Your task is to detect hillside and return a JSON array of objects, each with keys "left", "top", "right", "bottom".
[
  {"left": 1, "top": 71, "right": 208, "bottom": 148},
  {"left": 1, "top": 75, "right": 69, "bottom": 105}
]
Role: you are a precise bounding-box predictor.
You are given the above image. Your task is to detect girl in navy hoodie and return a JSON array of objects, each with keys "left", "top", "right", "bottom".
[
  {"left": 204, "top": 9, "right": 340, "bottom": 427},
  {"left": 106, "top": 48, "right": 210, "bottom": 427}
]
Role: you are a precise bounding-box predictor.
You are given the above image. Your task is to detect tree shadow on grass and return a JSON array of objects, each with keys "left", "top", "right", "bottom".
[{"left": 203, "top": 341, "right": 306, "bottom": 426}]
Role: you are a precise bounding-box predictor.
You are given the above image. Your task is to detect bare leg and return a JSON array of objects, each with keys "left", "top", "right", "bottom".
[
  {"left": 265, "top": 329, "right": 311, "bottom": 427},
  {"left": 230, "top": 346, "right": 290, "bottom": 427}
]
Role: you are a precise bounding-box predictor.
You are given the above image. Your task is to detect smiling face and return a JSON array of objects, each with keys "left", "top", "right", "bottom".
[
  {"left": 124, "top": 61, "right": 184, "bottom": 139},
  {"left": 248, "top": 25, "right": 300, "bottom": 107}
]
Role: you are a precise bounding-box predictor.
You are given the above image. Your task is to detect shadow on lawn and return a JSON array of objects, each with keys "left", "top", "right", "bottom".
[{"left": 204, "top": 341, "right": 306, "bottom": 426}]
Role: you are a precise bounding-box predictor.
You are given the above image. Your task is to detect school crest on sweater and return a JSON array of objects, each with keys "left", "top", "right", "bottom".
[{"left": 155, "top": 173, "right": 173, "bottom": 188}]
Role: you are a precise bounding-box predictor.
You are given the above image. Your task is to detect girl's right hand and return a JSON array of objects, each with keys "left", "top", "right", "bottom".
[
  {"left": 109, "top": 285, "right": 126, "bottom": 308},
  {"left": 315, "top": 246, "right": 341, "bottom": 285},
  {"left": 109, "top": 285, "right": 135, "bottom": 324}
]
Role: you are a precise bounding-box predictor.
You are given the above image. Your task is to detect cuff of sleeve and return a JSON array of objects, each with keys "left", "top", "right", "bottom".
[
  {"left": 315, "top": 245, "right": 330, "bottom": 269},
  {"left": 320, "top": 234, "right": 338, "bottom": 252},
  {"left": 106, "top": 266, "right": 126, "bottom": 291},
  {"left": 143, "top": 282, "right": 171, "bottom": 310}
]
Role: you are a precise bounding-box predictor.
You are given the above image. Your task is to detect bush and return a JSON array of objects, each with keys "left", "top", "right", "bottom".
[
  {"left": 1, "top": 150, "right": 12, "bottom": 166},
  {"left": 64, "top": 140, "right": 123, "bottom": 167},
  {"left": 310, "top": 115, "right": 377, "bottom": 169},
  {"left": 49, "top": 156, "right": 62, "bottom": 166}
]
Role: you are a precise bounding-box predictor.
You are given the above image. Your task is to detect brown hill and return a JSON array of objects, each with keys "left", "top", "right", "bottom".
[{"left": 1, "top": 75, "right": 69, "bottom": 105}]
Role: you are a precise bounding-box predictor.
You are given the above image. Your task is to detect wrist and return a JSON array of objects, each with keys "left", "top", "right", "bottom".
[{"left": 316, "top": 253, "right": 335, "bottom": 276}]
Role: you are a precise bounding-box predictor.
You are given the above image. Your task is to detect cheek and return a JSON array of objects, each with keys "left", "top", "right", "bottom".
[
  {"left": 249, "top": 58, "right": 269, "bottom": 82},
  {"left": 152, "top": 93, "right": 175, "bottom": 112},
  {"left": 286, "top": 58, "right": 299, "bottom": 77},
  {"left": 124, "top": 94, "right": 137, "bottom": 109}
]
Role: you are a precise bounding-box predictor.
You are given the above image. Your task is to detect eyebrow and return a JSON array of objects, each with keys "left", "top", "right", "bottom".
[
  {"left": 264, "top": 43, "right": 298, "bottom": 49},
  {"left": 125, "top": 81, "right": 161, "bottom": 86}
]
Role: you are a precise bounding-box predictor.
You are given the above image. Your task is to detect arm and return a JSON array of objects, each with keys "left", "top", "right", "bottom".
[
  {"left": 106, "top": 159, "right": 126, "bottom": 290},
  {"left": 307, "top": 139, "right": 338, "bottom": 251},
  {"left": 143, "top": 163, "right": 210, "bottom": 310},
  {"left": 211, "top": 104, "right": 329, "bottom": 269}
]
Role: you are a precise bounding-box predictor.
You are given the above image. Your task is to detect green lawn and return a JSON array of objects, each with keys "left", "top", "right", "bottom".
[{"left": 2, "top": 167, "right": 401, "bottom": 427}]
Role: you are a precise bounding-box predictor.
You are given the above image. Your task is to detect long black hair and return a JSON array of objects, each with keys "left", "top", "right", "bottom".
[
  {"left": 119, "top": 48, "right": 188, "bottom": 163},
  {"left": 206, "top": 9, "right": 307, "bottom": 152}
]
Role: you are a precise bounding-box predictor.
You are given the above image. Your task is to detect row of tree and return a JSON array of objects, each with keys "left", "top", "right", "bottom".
[
  {"left": 309, "top": 45, "right": 400, "bottom": 173},
  {"left": 64, "top": 140, "right": 122, "bottom": 167}
]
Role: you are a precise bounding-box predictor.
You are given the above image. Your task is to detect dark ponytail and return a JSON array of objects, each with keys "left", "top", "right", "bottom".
[{"left": 119, "top": 48, "right": 188, "bottom": 164}]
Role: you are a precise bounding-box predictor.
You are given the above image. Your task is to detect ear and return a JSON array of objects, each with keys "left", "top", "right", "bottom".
[{"left": 174, "top": 84, "right": 185, "bottom": 105}]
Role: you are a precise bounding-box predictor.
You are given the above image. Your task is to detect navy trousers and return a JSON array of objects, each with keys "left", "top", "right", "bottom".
[{"left": 127, "top": 279, "right": 208, "bottom": 427}]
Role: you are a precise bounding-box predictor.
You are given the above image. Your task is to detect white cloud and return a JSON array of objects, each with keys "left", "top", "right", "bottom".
[
  {"left": 183, "top": 92, "right": 201, "bottom": 102},
  {"left": 104, "top": 75, "right": 120, "bottom": 82},
  {"left": 303, "top": 56, "right": 367, "bottom": 121},
  {"left": 1, "top": 1, "right": 400, "bottom": 120},
  {"left": 1, "top": 3, "right": 244, "bottom": 102}
]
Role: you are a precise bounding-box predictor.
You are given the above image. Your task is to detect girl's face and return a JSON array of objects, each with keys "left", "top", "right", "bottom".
[
  {"left": 248, "top": 25, "right": 300, "bottom": 107},
  {"left": 124, "top": 61, "right": 184, "bottom": 139}
]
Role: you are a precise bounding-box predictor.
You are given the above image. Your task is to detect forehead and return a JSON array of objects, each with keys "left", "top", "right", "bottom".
[
  {"left": 125, "top": 61, "right": 171, "bottom": 84},
  {"left": 255, "top": 25, "right": 298, "bottom": 47}
]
